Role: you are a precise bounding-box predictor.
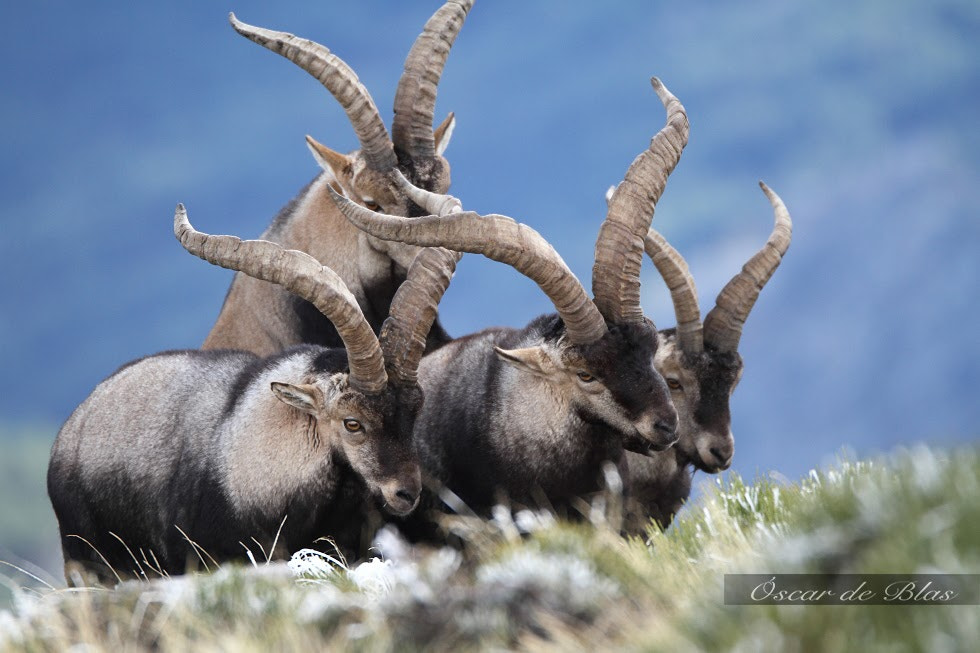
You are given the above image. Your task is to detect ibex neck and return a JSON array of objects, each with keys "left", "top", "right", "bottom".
[
  {"left": 269, "top": 175, "right": 365, "bottom": 270},
  {"left": 218, "top": 352, "right": 337, "bottom": 519}
]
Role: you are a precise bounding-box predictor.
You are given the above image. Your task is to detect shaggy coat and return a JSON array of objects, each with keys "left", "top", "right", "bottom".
[
  {"left": 407, "top": 314, "right": 674, "bottom": 519},
  {"left": 48, "top": 346, "right": 420, "bottom": 583}
]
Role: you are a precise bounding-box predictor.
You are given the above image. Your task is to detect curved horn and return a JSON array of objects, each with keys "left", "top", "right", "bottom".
[
  {"left": 329, "top": 188, "right": 608, "bottom": 345},
  {"left": 702, "top": 182, "right": 793, "bottom": 353},
  {"left": 174, "top": 204, "right": 388, "bottom": 394},
  {"left": 645, "top": 229, "right": 703, "bottom": 354},
  {"left": 592, "top": 77, "right": 689, "bottom": 324},
  {"left": 229, "top": 13, "right": 397, "bottom": 172},
  {"left": 392, "top": 169, "right": 463, "bottom": 215},
  {"left": 392, "top": 0, "right": 474, "bottom": 161},
  {"left": 380, "top": 247, "right": 461, "bottom": 385}
]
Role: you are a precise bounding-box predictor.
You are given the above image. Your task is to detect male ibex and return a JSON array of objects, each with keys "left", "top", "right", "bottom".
[
  {"left": 204, "top": 1, "right": 473, "bottom": 355},
  {"left": 47, "top": 208, "right": 457, "bottom": 583},
  {"left": 334, "top": 77, "right": 686, "bottom": 515},
  {"left": 625, "top": 182, "right": 793, "bottom": 529}
]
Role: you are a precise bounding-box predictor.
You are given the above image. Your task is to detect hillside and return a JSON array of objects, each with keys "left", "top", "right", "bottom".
[{"left": 2, "top": 444, "right": 976, "bottom": 651}]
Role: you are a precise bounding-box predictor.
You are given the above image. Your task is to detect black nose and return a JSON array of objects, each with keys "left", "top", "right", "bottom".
[
  {"left": 655, "top": 419, "right": 678, "bottom": 441},
  {"left": 710, "top": 447, "right": 733, "bottom": 466},
  {"left": 395, "top": 489, "right": 417, "bottom": 504}
]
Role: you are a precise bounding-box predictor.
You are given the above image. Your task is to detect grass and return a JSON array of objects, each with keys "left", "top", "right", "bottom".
[{"left": 0, "top": 443, "right": 977, "bottom": 652}]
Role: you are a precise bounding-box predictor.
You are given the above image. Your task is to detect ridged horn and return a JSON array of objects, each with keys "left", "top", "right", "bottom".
[
  {"left": 392, "top": 0, "right": 474, "bottom": 161},
  {"left": 392, "top": 169, "right": 462, "bottom": 215},
  {"left": 174, "top": 204, "right": 388, "bottom": 394},
  {"left": 229, "top": 13, "right": 397, "bottom": 172},
  {"left": 702, "top": 182, "right": 793, "bottom": 353},
  {"left": 381, "top": 247, "right": 461, "bottom": 386},
  {"left": 645, "top": 228, "right": 704, "bottom": 354},
  {"left": 329, "top": 188, "right": 608, "bottom": 345},
  {"left": 592, "top": 77, "right": 689, "bottom": 324}
]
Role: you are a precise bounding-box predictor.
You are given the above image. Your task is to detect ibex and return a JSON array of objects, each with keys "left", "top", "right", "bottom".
[
  {"left": 47, "top": 208, "right": 458, "bottom": 583},
  {"left": 625, "top": 182, "right": 793, "bottom": 529},
  {"left": 204, "top": 1, "right": 473, "bottom": 355},
  {"left": 333, "top": 77, "right": 687, "bottom": 515}
]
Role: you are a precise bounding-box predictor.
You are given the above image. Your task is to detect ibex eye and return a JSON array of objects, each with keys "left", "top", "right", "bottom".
[
  {"left": 363, "top": 200, "right": 381, "bottom": 211},
  {"left": 343, "top": 419, "right": 362, "bottom": 432},
  {"left": 576, "top": 371, "right": 595, "bottom": 383},
  {"left": 667, "top": 378, "right": 683, "bottom": 391}
]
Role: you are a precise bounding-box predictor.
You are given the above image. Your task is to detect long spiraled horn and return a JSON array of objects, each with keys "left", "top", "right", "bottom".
[
  {"left": 592, "top": 77, "right": 689, "bottom": 324},
  {"left": 392, "top": 0, "right": 474, "bottom": 161},
  {"left": 702, "top": 182, "right": 793, "bottom": 353},
  {"left": 645, "top": 229, "right": 704, "bottom": 354},
  {"left": 229, "top": 13, "right": 397, "bottom": 172},
  {"left": 174, "top": 204, "right": 388, "bottom": 394},
  {"left": 381, "top": 247, "right": 461, "bottom": 385},
  {"left": 329, "top": 188, "right": 608, "bottom": 345}
]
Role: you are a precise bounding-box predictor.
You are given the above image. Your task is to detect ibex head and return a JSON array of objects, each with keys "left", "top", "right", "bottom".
[
  {"left": 493, "top": 314, "right": 672, "bottom": 448},
  {"left": 264, "top": 361, "right": 422, "bottom": 516},
  {"left": 175, "top": 206, "right": 459, "bottom": 514},
  {"left": 643, "top": 182, "right": 792, "bottom": 471},
  {"left": 333, "top": 76, "right": 690, "bottom": 451},
  {"left": 229, "top": 1, "right": 471, "bottom": 220}
]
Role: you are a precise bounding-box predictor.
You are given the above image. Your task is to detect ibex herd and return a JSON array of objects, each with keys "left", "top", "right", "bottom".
[{"left": 48, "top": 0, "right": 792, "bottom": 584}]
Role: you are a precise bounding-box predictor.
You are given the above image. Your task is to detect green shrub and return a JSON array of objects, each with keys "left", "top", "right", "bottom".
[{"left": 0, "top": 444, "right": 976, "bottom": 652}]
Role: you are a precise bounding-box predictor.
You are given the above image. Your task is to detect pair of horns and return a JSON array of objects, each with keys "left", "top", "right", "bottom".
[
  {"left": 646, "top": 182, "right": 792, "bottom": 354},
  {"left": 333, "top": 78, "right": 688, "bottom": 346},
  {"left": 229, "top": 0, "right": 472, "bottom": 171},
  {"left": 174, "top": 206, "right": 457, "bottom": 394}
]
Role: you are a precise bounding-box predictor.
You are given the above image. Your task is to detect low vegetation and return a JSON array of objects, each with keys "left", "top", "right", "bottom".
[{"left": 1, "top": 444, "right": 976, "bottom": 651}]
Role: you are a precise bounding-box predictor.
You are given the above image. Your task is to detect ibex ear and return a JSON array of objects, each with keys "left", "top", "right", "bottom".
[
  {"left": 494, "top": 345, "right": 556, "bottom": 378},
  {"left": 433, "top": 112, "right": 456, "bottom": 156},
  {"left": 306, "top": 135, "right": 352, "bottom": 186},
  {"left": 271, "top": 382, "right": 319, "bottom": 415}
]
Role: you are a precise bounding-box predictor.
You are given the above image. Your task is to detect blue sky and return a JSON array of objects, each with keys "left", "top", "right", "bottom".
[{"left": 1, "top": 0, "right": 978, "bottom": 483}]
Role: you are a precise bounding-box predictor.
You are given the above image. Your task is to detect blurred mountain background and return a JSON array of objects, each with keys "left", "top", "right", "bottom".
[{"left": 1, "top": 0, "right": 977, "bottom": 581}]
